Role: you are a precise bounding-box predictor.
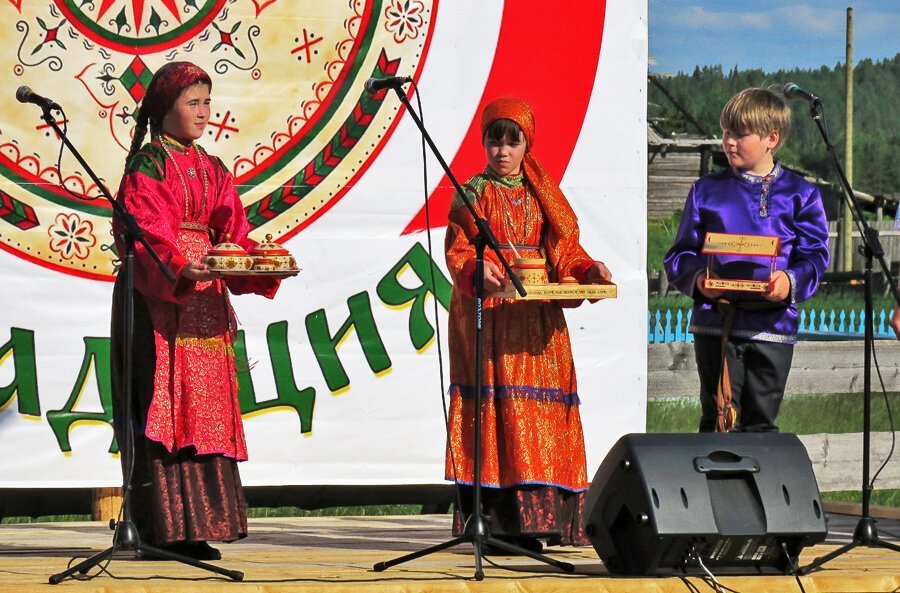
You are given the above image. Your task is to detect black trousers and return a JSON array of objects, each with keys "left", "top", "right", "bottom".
[{"left": 693, "top": 334, "right": 794, "bottom": 433}]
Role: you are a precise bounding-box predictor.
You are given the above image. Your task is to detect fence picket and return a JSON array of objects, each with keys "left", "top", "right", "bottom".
[
  {"left": 647, "top": 307, "right": 894, "bottom": 343},
  {"left": 675, "top": 310, "right": 685, "bottom": 342}
]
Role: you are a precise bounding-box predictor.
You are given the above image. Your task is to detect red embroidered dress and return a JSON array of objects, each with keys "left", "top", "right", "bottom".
[{"left": 114, "top": 137, "right": 278, "bottom": 461}]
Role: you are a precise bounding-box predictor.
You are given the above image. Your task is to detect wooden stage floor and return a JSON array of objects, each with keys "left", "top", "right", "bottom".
[{"left": 2, "top": 513, "right": 899, "bottom": 593}]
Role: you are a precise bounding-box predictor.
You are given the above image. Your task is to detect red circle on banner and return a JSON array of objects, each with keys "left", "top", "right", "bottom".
[{"left": 403, "top": 1, "right": 607, "bottom": 233}]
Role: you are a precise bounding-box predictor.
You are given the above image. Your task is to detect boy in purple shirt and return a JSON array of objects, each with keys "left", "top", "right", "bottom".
[{"left": 664, "top": 88, "right": 829, "bottom": 432}]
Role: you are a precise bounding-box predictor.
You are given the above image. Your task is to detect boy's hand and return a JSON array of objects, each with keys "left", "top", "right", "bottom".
[
  {"left": 696, "top": 273, "right": 726, "bottom": 300},
  {"left": 763, "top": 271, "right": 790, "bottom": 302},
  {"left": 891, "top": 308, "right": 900, "bottom": 340}
]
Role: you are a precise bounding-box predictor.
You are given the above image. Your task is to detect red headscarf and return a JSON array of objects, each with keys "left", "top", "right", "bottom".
[
  {"left": 141, "top": 61, "right": 212, "bottom": 126},
  {"left": 479, "top": 97, "right": 579, "bottom": 241}
]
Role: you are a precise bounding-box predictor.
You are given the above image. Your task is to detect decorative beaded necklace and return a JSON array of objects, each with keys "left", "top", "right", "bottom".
[
  {"left": 489, "top": 177, "right": 534, "bottom": 245},
  {"left": 159, "top": 133, "right": 209, "bottom": 221}
]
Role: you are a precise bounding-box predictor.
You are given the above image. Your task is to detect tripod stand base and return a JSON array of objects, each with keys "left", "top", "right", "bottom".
[
  {"left": 48, "top": 521, "right": 244, "bottom": 584},
  {"left": 799, "top": 516, "right": 900, "bottom": 575},
  {"left": 373, "top": 515, "right": 575, "bottom": 580}
]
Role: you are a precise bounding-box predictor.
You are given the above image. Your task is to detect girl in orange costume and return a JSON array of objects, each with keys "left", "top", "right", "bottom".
[{"left": 444, "top": 97, "right": 611, "bottom": 550}]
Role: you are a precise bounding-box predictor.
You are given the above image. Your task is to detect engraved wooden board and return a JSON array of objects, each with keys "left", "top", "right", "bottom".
[
  {"left": 702, "top": 232, "right": 780, "bottom": 256},
  {"left": 704, "top": 278, "right": 771, "bottom": 293},
  {"left": 494, "top": 282, "right": 617, "bottom": 300}
]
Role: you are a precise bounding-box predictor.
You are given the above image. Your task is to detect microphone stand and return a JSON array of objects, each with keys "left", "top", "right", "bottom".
[
  {"left": 371, "top": 85, "right": 574, "bottom": 580},
  {"left": 798, "top": 99, "right": 900, "bottom": 574},
  {"left": 38, "top": 106, "right": 243, "bottom": 583}
]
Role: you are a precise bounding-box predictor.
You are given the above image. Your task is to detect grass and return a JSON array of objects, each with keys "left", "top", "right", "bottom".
[
  {"left": 648, "top": 392, "right": 900, "bottom": 434},
  {"left": 820, "top": 490, "right": 900, "bottom": 507},
  {"left": 246, "top": 505, "right": 423, "bottom": 518},
  {"left": 1, "top": 515, "right": 91, "bottom": 524},
  {"left": 647, "top": 211, "right": 682, "bottom": 275},
  {"left": 0, "top": 505, "right": 425, "bottom": 524}
]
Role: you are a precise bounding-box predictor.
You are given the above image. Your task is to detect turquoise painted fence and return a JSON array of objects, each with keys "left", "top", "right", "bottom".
[{"left": 647, "top": 308, "right": 896, "bottom": 344}]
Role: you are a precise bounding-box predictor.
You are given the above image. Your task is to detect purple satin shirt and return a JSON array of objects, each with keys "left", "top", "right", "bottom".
[{"left": 664, "top": 163, "right": 830, "bottom": 344}]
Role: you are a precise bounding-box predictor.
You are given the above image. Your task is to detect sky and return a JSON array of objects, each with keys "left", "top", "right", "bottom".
[{"left": 649, "top": 1, "right": 899, "bottom": 75}]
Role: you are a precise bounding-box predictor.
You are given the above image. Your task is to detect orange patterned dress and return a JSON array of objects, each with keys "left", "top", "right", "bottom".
[{"left": 444, "top": 167, "right": 595, "bottom": 545}]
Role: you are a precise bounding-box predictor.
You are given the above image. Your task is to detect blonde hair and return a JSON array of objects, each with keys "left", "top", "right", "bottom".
[{"left": 719, "top": 87, "right": 791, "bottom": 153}]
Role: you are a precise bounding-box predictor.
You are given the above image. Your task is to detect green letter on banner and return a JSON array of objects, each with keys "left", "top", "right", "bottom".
[
  {"left": 0, "top": 327, "right": 41, "bottom": 416},
  {"left": 235, "top": 323, "right": 316, "bottom": 433},
  {"left": 46, "top": 337, "right": 115, "bottom": 453},
  {"left": 233, "top": 329, "right": 256, "bottom": 408},
  {"left": 306, "top": 292, "right": 390, "bottom": 392},
  {"left": 376, "top": 242, "right": 451, "bottom": 350}
]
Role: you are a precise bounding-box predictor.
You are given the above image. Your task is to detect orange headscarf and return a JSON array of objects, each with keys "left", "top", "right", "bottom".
[
  {"left": 479, "top": 97, "right": 579, "bottom": 245},
  {"left": 480, "top": 97, "right": 536, "bottom": 150}
]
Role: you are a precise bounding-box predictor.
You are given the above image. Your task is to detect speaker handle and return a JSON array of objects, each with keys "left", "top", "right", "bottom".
[{"left": 693, "top": 452, "right": 760, "bottom": 474}]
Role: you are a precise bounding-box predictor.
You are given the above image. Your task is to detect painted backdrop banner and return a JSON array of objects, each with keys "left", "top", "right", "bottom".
[{"left": 0, "top": 0, "right": 647, "bottom": 488}]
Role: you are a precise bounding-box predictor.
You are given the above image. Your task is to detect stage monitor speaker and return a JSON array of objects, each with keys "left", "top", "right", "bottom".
[{"left": 584, "top": 432, "right": 826, "bottom": 576}]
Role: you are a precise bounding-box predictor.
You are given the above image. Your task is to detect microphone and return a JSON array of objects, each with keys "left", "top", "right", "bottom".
[
  {"left": 16, "top": 86, "right": 62, "bottom": 112},
  {"left": 783, "top": 82, "right": 820, "bottom": 105},
  {"left": 364, "top": 75, "right": 413, "bottom": 94}
]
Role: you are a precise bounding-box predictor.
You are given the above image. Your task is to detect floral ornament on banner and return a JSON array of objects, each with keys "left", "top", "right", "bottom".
[
  {"left": 48, "top": 212, "right": 96, "bottom": 260},
  {"left": 384, "top": 0, "right": 426, "bottom": 43},
  {"left": 1, "top": 0, "right": 436, "bottom": 280}
]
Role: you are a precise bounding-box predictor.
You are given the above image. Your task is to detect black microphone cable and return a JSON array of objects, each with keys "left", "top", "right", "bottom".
[{"left": 406, "top": 81, "right": 466, "bottom": 519}]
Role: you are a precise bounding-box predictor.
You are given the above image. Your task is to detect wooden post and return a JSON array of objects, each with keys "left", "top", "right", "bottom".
[
  {"left": 840, "top": 7, "right": 854, "bottom": 271},
  {"left": 91, "top": 487, "right": 122, "bottom": 522},
  {"left": 658, "top": 269, "right": 669, "bottom": 297}
]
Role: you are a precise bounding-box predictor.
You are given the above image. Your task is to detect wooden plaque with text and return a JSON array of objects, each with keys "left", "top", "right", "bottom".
[{"left": 701, "top": 232, "right": 779, "bottom": 293}]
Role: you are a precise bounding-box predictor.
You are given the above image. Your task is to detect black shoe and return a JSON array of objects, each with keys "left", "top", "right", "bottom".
[
  {"left": 134, "top": 542, "right": 186, "bottom": 561},
  {"left": 186, "top": 541, "right": 222, "bottom": 561},
  {"left": 513, "top": 536, "right": 543, "bottom": 553},
  {"left": 135, "top": 541, "right": 221, "bottom": 561}
]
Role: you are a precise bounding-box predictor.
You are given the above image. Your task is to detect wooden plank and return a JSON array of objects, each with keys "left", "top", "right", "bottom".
[
  {"left": 648, "top": 136, "right": 721, "bottom": 149},
  {"left": 787, "top": 341, "right": 900, "bottom": 394},
  {"left": 648, "top": 158, "right": 702, "bottom": 176},
  {"left": 648, "top": 341, "right": 900, "bottom": 398},
  {"left": 648, "top": 174, "right": 698, "bottom": 184},
  {"left": 647, "top": 342, "right": 700, "bottom": 396},
  {"left": 647, "top": 189, "right": 692, "bottom": 202},
  {"left": 3, "top": 515, "right": 900, "bottom": 591},
  {"left": 799, "top": 432, "right": 900, "bottom": 492},
  {"left": 648, "top": 199, "right": 686, "bottom": 208}
]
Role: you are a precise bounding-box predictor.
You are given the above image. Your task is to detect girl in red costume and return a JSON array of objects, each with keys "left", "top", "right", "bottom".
[
  {"left": 444, "top": 97, "right": 611, "bottom": 551},
  {"left": 110, "top": 62, "right": 279, "bottom": 560}
]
